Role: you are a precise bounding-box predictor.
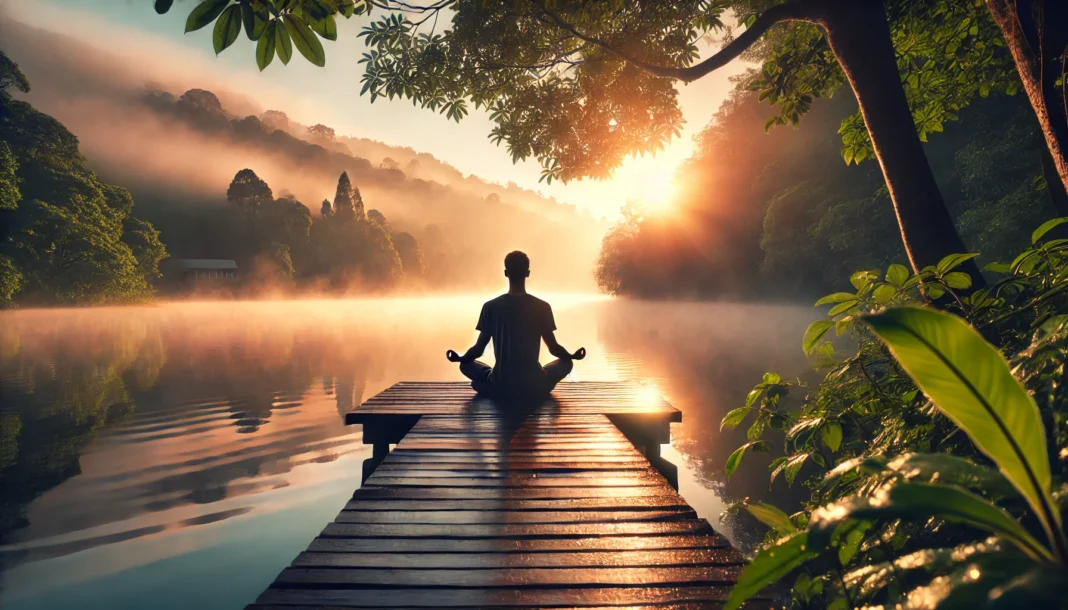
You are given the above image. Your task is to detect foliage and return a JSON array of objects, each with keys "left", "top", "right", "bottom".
[
  {"left": 331, "top": 171, "right": 363, "bottom": 222},
  {"left": 155, "top": 0, "right": 362, "bottom": 69},
  {"left": 0, "top": 51, "right": 166, "bottom": 306},
  {"left": 739, "top": 0, "right": 1018, "bottom": 163},
  {"left": 722, "top": 220, "right": 1068, "bottom": 608}
]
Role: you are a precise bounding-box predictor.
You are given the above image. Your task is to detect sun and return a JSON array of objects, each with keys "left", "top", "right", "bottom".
[{"left": 613, "top": 152, "right": 682, "bottom": 215}]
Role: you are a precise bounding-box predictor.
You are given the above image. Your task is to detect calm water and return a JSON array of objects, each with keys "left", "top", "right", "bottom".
[{"left": 0, "top": 297, "right": 814, "bottom": 609}]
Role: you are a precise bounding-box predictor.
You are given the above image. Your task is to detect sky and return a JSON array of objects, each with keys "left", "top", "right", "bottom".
[{"left": 7, "top": 0, "right": 750, "bottom": 220}]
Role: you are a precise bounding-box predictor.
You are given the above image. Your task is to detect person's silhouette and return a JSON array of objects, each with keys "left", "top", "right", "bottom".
[{"left": 447, "top": 251, "right": 585, "bottom": 399}]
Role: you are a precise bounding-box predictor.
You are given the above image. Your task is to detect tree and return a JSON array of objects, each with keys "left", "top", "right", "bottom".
[
  {"left": 0, "top": 50, "right": 166, "bottom": 306},
  {"left": 367, "top": 208, "right": 388, "bottom": 230},
  {"left": 307, "top": 123, "right": 336, "bottom": 140},
  {"left": 260, "top": 109, "right": 290, "bottom": 132},
  {"left": 320, "top": 198, "right": 332, "bottom": 217},
  {"left": 0, "top": 141, "right": 19, "bottom": 211},
  {"left": 226, "top": 168, "right": 273, "bottom": 218},
  {"left": 392, "top": 231, "right": 426, "bottom": 278},
  {"left": 984, "top": 0, "right": 1068, "bottom": 216},
  {"left": 332, "top": 171, "right": 357, "bottom": 221},
  {"left": 379, "top": 156, "right": 399, "bottom": 170},
  {"left": 153, "top": 0, "right": 1018, "bottom": 286}
]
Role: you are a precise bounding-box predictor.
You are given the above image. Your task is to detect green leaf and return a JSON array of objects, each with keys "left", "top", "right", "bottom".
[
  {"left": 720, "top": 407, "right": 749, "bottom": 432},
  {"left": 827, "top": 300, "right": 858, "bottom": 317},
  {"left": 725, "top": 531, "right": 816, "bottom": 610},
  {"left": 886, "top": 263, "right": 909, "bottom": 287},
  {"left": 802, "top": 320, "right": 833, "bottom": 356},
  {"left": 863, "top": 307, "right": 1060, "bottom": 546},
  {"left": 944, "top": 271, "right": 972, "bottom": 290},
  {"left": 850, "top": 270, "right": 878, "bottom": 290},
  {"left": 310, "top": 15, "right": 338, "bottom": 41},
  {"left": 275, "top": 18, "right": 293, "bottom": 64},
  {"left": 783, "top": 453, "right": 810, "bottom": 485},
  {"left": 809, "top": 482, "right": 1052, "bottom": 561},
  {"left": 725, "top": 440, "right": 770, "bottom": 478},
  {"left": 185, "top": 0, "right": 230, "bottom": 33},
  {"left": 256, "top": 21, "right": 277, "bottom": 71},
  {"left": 815, "top": 292, "right": 858, "bottom": 306},
  {"left": 241, "top": 1, "right": 269, "bottom": 40},
  {"left": 746, "top": 502, "right": 797, "bottom": 535},
  {"left": 836, "top": 520, "right": 870, "bottom": 565},
  {"left": 936, "top": 252, "right": 980, "bottom": 274},
  {"left": 821, "top": 422, "right": 843, "bottom": 452},
  {"left": 213, "top": 4, "right": 242, "bottom": 54},
  {"left": 872, "top": 284, "right": 896, "bottom": 305},
  {"left": 155, "top": 0, "right": 174, "bottom": 14},
  {"left": 283, "top": 15, "right": 326, "bottom": 67},
  {"left": 1031, "top": 218, "right": 1068, "bottom": 244},
  {"left": 884, "top": 453, "right": 1017, "bottom": 497}
]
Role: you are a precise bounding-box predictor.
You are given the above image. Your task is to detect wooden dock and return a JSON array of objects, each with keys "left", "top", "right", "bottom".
[{"left": 247, "top": 381, "right": 757, "bottom": 609}]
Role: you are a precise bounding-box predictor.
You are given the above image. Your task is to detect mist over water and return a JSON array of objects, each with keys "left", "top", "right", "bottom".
[{"left": 0, "top": 297, "right": 813, "bottom": 609}]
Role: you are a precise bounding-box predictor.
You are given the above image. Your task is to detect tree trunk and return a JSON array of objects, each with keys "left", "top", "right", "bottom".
[
  {"left": 817, "top": 0, "right": 984, "bottom": 287},
  {"left": 986, "top": 0, "right": 1068, "bottom": 210},
  {"left": 1042, "top": 145, "right": 1068, "bottom": 217}
]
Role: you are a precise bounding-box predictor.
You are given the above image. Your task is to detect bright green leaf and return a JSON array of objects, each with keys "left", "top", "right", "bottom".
[
  {"left": 725, "top": 531, "right": 816, "bottom": 610},
  {"left": 810, "top": 482, "right": 1052, "bottom": 561},
  {"left": 720, "top": 407, "right": 749, "bottom": 432},
  {"left": 863, "top": 307, "right": 1060, "bottom": 545},
  {"left": 802, "top": 319, "right": 833, "bottom": 356},
  {"left": 943, "top": 271, "right": 972, "bottom": 290},
  {"left": 821, "top": 422, "right": 843, "bottom": 452},
  {"left": 886, "top": 264, "right": 909, "bottom": 287},
  {"left": 936, "top": 252, "right": 980, "bottom": 275},
  {"left": 746, "top": 502, "right": 797, "bottom": 535},
  {"left": 725, "top": 440, "right": 771, "bottom": 478},
  {"left": 872, "top": 284, "right": 896, "bottom": 305},
  {"left": 1031, "top": 218, "right": 1068, "bottom": 244},
  {"left": 815, "top": 292, "right": 858, "bottom": 306}
]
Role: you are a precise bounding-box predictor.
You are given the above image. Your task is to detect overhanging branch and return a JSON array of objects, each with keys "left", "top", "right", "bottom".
[{"left": 540, "top": 0, "right": 817, "bottom": 83}]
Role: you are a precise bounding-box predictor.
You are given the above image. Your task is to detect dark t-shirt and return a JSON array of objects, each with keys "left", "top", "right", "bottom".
[{"left": 477, "top": 293, "right": 556, "bottom": 388}]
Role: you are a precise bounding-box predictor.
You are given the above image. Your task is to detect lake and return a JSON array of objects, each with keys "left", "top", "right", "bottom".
[{"left": 0, "top": 297, "right": 814, "bottom": 609}]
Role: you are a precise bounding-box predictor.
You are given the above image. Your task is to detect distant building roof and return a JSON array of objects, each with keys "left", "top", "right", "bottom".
[{"left": 177, "top": 259, "right": 238, "bottom": 270}]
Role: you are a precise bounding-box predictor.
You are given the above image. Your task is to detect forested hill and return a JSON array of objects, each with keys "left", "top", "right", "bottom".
[
  {"left": 0, "top": 19, "right": 603, "bottom": 292},
  {"left": 597, "top": 80, "right": 1058, "bottom": 300}
]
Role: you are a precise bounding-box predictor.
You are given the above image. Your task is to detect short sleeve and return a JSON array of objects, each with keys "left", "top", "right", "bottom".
[
  {"left": 544, "top": 303, "right": 556, "bottom": 333},
  {"left": 476, "top": 302, "right": 490, "bottom": 331}
]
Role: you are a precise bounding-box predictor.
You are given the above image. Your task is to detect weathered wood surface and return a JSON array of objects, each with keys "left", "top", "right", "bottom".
[{"left": 249, "top": 382, "right": 763, "bottom": 609}]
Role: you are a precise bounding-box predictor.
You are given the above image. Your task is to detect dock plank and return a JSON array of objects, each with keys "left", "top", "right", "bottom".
[{"left": 248, "top": 382, "right": 754, "bottom": 609}]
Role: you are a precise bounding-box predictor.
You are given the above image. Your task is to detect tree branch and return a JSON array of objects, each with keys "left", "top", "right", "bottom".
[{"left": 540, "top": 1, "right": 817, "bottom": 83}]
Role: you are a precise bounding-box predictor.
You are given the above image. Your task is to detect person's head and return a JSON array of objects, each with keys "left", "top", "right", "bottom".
[{"left": 504, "top": 250, "right": 530, "bottom": 281}]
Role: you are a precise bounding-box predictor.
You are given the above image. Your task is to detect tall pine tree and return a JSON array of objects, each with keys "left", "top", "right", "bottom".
[{"left": 332, "top": 172, "right": 358, "bottom": 221}]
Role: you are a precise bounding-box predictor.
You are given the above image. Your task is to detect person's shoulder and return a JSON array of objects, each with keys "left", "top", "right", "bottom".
[
  {"left": 527, "top": 294, "right": 552, "bottom": 309},
  {"left": 484, "top": 294, "right": 509, "bottom": 307}
]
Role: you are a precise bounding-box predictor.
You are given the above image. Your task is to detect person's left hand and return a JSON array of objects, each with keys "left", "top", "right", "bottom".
[
  {"left": 446, "top": 350, "right": 462, "bottom": 363},
  {"left": 571, "top": 347, "right": 587, "bottom": 360}
]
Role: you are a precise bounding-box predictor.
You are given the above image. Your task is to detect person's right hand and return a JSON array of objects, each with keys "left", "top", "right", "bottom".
[
  {"left": 571, "top": 347, "right": 586, "bottom": 361},
  {"left": 446, "top": 350, "right": 461, "bottom": 363}
]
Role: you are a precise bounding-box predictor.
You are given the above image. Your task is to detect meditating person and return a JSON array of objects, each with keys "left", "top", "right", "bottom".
[{"left": 446, "top": 251, "right": 586, "bottom": 399}]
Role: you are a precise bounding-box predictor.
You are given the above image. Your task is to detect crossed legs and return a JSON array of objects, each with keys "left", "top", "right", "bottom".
[{"left": 459, "top": 358, "right": 573, "bottom": 397}]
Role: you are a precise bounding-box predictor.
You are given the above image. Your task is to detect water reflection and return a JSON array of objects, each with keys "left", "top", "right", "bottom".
[{"left": 0, "top": 297, "right": 812, "bottom": 609}]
